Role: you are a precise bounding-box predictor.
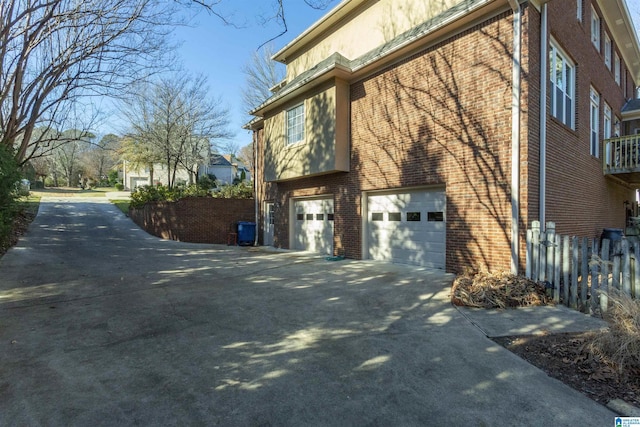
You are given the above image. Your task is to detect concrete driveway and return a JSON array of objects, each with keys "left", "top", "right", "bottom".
[{"left": 0, "top": 198, "right": 615, "bottom": 425}]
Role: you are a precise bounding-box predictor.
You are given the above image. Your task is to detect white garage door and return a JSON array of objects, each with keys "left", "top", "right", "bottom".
[
  {"left": 367, "top": 189, "right": 446, "bottom": 269},
  {"left": 293, "top": 198, "right": 334, "bottom": 255}
]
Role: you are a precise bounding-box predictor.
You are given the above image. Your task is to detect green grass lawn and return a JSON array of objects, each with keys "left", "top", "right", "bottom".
[{"left": 111, "top": 200, "right": 130, "bottom": 214}]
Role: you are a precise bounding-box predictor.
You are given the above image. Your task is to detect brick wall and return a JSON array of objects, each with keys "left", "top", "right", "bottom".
[
  {"left": 129, "top": 197, "right": 255, "bottom": 244},
  {"left": 531, "top": 0, "right": 636, "bottom": 239},
  {"left": 254, "top": 0, "right": 637, "bottom": 274},
  {"left": 256, "top": 12, "right": 519, "bottom": 273}
]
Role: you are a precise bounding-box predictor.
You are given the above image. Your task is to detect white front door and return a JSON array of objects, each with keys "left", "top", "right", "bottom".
[
  {"left": 264, "top": 202, "right": 274, "bottom": 246},
  {"left": 293, "top": 198, "right": 334, "bottom": 255}
]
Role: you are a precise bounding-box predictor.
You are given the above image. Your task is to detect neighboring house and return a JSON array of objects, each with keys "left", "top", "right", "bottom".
[
  {"left": 198, "top": 154, "right": 253, "bottom": 185},
  {"left": 248, "top": 0, "right": 640, "bottom": 273},
  {"left": 121, "top": 161, "right": 190, "bottom": 190},
  {"left": 199, "top": 154, "right": 235, "bottom": 185},
  {"left": 223, "top": 155, "right": 253, "bottom": 183}
]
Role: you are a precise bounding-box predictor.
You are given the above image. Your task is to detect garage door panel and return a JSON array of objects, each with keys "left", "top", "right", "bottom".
[
  {"left": 294, "top": 198, "right": 334, "bottom": 255},
  {"left": 367, "top": 190, "right": 446, "bottom": 269}
]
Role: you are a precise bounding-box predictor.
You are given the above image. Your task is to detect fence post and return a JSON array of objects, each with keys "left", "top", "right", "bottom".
[
  {"left": 590, "top": 239, "right": 600, "bottom": 314},
  {"left": 532, "top": 221, "right": 540, "bottom": 282},
  {"left": 622, "top": 238, "right": 631, "bottom": 296},
  {"left": 546, "top": 222, "right": 555, "bottom": 283},
  {"left": 580, "top": 237, "right": 589, "bottom": 313},
  {"left": 571, "top": 236, "right": 579, "bottom": 309},
  {"left": 563, "top": 235, "right": 570, "bottom": 306},
  {"left": 540, "top": 231, "right": 547, "bottom": 282},
  {"left": 601, "top": 239, "right": 610, "bottom": 314},
  {"left": 632, "top": 242, "right": 640, "bottom": 299},
  {"left": 554, "top": 234, "right": 561, "bottom": 303},
  {"left": 526, "top": 229, "right": 532, "bottom": 279},
  {"left": 612, "top": 240, "right": 621, "bottom": 291}
]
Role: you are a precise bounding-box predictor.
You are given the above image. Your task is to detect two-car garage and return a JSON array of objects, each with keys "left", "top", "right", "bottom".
[{"left": 290, "top": 188, "right": 446, "bottom": 269}]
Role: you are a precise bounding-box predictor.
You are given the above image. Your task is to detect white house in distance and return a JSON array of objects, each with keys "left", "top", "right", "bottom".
[
  {"left": 121, "top": 161, "right": 190, "bottom": 190},
  {"left": 121, "top": 153, "right": 252, "bottom": 190},
  {"left": 198, "top": 154, "right": 252, "bottom": 186}
]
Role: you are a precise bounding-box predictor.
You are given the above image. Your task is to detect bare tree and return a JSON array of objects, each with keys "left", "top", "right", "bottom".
[
  {"left": 50, "top": 130, "right": 94, "bottom": 187},
  {"left": 0, "top": 0, "right": 179, "bottom": 164},
  {"left": 238, "top": 142, "right": 254, "bottom": 177},
  {"left": 122, "top": 73, "right": 231, "bottom": 187},
  {"left": 82, "top": 134, "right": 121, "bottom": 184},
  {"left": 241, "top": 43, "right": 285, "bottom": 117}
]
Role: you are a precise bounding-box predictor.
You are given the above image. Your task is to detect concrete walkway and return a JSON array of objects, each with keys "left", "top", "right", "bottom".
[{"left": 0, "top": 197, "right": 617, "bottom": 425}]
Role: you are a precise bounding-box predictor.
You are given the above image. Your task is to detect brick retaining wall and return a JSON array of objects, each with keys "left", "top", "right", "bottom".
[{"left": 129, "top": 197, "right": 255, "bottom": 244}]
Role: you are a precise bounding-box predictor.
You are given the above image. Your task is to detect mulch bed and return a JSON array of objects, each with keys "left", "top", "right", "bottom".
[
  {"left": 453, "top": 271, "right": 640, "bottom": 410},
  {"left": 493, "top": 331, "right": 640, "bottom": 408}
]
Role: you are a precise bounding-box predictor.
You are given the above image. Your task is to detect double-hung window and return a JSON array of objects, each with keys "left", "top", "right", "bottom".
[
  {"left": 591, "top": 6, "right": 601, "bottom": 51},
  {"left": 286, "top": 104, "right": 305, "bottom": 145},
  {"left": 615, "top": 52, "right": 621, "bottom": 85},
  {"left": 604, "top": 33, "right": 611, "bottom": 69},
  {"left": 590, "top": 87, "right": 600, "bottom": 157},
  {"left": 549, "top": 42, "right": 575, "bottom": 128}
]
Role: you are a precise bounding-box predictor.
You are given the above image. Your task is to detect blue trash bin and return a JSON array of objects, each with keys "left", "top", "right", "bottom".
[{"left": 237, "top": 222, "right": 256, "bottom": 246}]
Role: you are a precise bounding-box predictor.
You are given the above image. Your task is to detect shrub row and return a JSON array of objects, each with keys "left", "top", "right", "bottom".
[{"left": 130, "top": 182, "right": 253, "bottom": 209}]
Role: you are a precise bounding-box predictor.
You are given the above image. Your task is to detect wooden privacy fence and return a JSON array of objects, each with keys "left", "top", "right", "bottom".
[{"left": 525, "top": 221, "right": 640, "bottom": 314}]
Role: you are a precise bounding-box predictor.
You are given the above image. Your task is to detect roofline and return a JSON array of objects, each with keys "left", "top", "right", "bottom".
[
  {"left": 273, "top": 0, "right": 363, "bottom": 64},
  {"left": 254, "top": 0, "right": 505, "bottom": 117},
  {"left": 598, "top": 0, "right": 640, "bottom": 84}
]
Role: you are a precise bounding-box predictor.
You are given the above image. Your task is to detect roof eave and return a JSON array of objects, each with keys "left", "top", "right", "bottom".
[{"left": 598, "top": 0, "right": 640, "bottom": 84}]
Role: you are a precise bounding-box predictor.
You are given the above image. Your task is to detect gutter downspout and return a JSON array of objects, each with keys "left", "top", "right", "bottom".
[
  {"left": 253, "top": 131, "right": 259, "bottom": 246},
  {"left": 539, "top": 3, "right": 548, "bottom": 227},
  {"left": 508, "top": 0, "right": 522, "bottom": 274}
]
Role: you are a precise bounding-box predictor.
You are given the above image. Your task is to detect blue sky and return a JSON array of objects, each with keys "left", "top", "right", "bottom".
[
  {"left": 105, "top": 0, "right": 640, "bottom": 153},
  {"left": 167, "top": 1, "right": 332, "bottom": 153}
]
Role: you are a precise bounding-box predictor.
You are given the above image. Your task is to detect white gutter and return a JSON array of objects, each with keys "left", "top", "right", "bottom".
[
  {"left": 540, "top": 3, "right": 548, "bottom": 227},
  {"left": 508, "top": 0, "right": 522, "bottom": 274}
]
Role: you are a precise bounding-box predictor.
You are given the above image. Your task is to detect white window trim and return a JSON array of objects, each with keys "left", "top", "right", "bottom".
[
  {"left": 604, "top": 33, "right": 611, "bottom": 69},
  {"left": 577, "top": 0, "right": 582, "bottom": 22},
  {"left": 591, "top": 5, "right": 601, "bottom": 52},
  {"left": 590, "top": 87, "right": 600, "bottom": 158},
  {"left": 549, "top": 40, "right": 575, "bottom": 129},
  {"left": 286, "top": 103, "right": 305, "bottom": 145},
  {"left": 615, "top": 52, "right": 621, "bottom": 85},
  {"left": 604, "top": 103, "right": 612, "bottom": 140}
]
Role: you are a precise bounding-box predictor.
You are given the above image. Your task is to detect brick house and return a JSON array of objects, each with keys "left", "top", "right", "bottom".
[{"left": 247, "top": 0, "right": 640, "bottom": 273}]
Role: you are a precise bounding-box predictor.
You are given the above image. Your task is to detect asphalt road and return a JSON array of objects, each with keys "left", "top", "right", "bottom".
[{"left": 0, "top": 198, "right": 616, "bottom": 426}]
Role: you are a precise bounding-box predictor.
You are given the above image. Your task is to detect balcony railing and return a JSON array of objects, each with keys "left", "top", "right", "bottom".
[{"left": 603, "top": 135, "right": 640, "bottom": 181}]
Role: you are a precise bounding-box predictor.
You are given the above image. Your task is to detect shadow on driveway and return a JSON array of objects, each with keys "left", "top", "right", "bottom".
[{"left": 0, "top": 198, "right": 615, "bottom": 425}]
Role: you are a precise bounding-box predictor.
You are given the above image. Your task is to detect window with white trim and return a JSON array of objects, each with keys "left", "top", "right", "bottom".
[
  {"left": 549, "top": 42, "right": 575, "bottom": 128},
  {"left": 604, "top": 33, "right": 611, "bottom": 69},
  {"left": 577, "top": 0, "right": 582, "bottom": 22},
  {"left": 286, "top": 104, "right": 305, "bottom": 145},
  {"left": 604, "top": 103, "right": 612, "bottom": 139},
  {"left": 615, "top": 52, "right": 621, "bottom": 85},
  {"left": 590, "top": 87, "right": 600, "bottom": 157},
  {"left": 591, "top": 6, "right": 601, "bottom": 51}
]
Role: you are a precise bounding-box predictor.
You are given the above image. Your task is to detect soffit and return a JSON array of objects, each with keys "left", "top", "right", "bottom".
[{"left": 598, "top": 0, "right": 640, "bottom": 83}]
